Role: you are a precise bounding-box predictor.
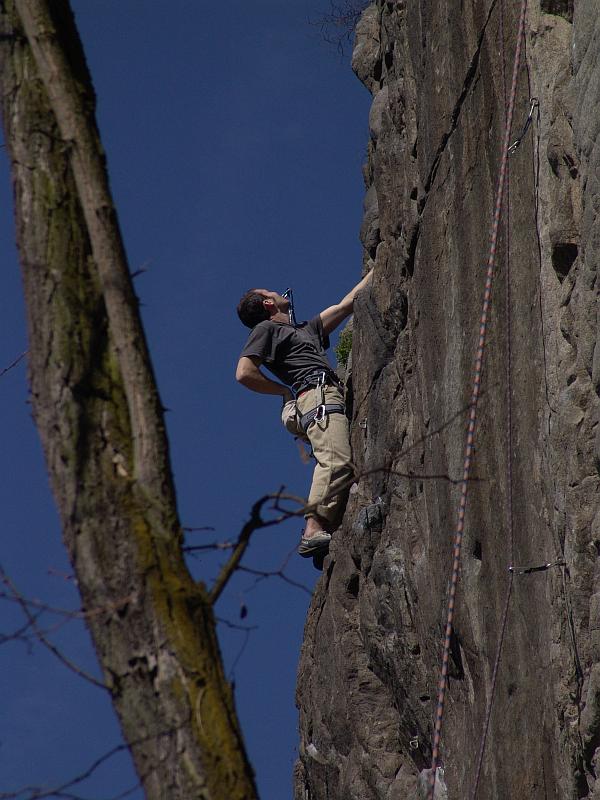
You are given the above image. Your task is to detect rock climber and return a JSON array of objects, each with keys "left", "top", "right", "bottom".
[{"left": 235, "top": 271, "right": 373, "bottom": 560}]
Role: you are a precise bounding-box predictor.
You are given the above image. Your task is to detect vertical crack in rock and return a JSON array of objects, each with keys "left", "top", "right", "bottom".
[{"left": 421, "top": 0, "right": 498, "bottom": 203}]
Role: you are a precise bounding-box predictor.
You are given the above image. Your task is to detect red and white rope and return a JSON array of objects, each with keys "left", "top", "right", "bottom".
[{"left": 428, "top": 1, "right": 528, "bottom": 796}]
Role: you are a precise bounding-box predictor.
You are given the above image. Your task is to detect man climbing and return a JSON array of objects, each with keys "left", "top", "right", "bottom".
[{"left": 235, "top": 271, "right": 372, "bottom": 560}]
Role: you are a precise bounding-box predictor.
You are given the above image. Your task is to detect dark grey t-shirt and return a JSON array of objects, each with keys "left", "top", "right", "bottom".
[{"left": 240, "top": 316, "right": 331, "bottom": 388}]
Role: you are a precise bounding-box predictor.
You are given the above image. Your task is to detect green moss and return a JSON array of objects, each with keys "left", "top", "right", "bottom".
[{"left": 334, "top": 327, "right": 353, "bottom": 368}]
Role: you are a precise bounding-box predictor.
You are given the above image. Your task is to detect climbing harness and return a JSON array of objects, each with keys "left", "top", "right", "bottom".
[
  {"left": 292, "top": 368, "right": 343, "bottom": 397},
  {"left": 508, "top": 97, "right": 538, "bottom": 154},
  {"left": 281, "top": 287, "right": 297, "bottom": 326},
  {"left": 509, "top": 559, "right": 565, "bottom": 575},
  {"left": 296, "top": 371, "right": 345, "bottom": 433},
  {"left": 300, "top": 402, "right": 346, "bottom": 433},
  {"left": 429, "top": 1, "right": 529, "bottom": 798}
]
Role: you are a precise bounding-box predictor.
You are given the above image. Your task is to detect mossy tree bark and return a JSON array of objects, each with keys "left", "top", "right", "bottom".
[{"left": 0, "top": 1, "right": 258, "bottom": 797}]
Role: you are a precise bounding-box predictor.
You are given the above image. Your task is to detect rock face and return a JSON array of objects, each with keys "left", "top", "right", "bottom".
[{"left": 295, "top": 2, "right": 600, "bottom": 798}]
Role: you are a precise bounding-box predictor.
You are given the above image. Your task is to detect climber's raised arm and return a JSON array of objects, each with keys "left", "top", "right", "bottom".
[{"left": 319, "top": 270, "right": 373, "bottom": 336}]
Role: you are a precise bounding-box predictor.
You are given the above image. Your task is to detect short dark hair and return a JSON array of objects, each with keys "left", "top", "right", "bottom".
[{"left": 237, "top": 290, "right": 270, "bottom": 328}]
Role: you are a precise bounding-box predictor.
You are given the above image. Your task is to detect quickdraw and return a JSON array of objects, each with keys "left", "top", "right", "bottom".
[
  {"left": 508, "top": 97, "right": 538, "bottom": 155},
  {"left": 281, "top": 287, "right": 297, "bottom": 326},
  {"left": 508, "top": 559, "right": 565, "bottom": 575}
]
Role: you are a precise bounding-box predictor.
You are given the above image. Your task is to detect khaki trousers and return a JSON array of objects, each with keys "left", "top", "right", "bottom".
[{"left": 281, "top": 385, "right": 354, "bottom": 528}]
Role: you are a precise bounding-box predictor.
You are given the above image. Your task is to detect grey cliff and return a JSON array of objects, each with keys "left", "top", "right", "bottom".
[{"left": 295, "top": 1, "right": 600, "bottom": 798}]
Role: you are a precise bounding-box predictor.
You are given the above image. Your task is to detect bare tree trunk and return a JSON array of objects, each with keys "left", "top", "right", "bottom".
[{"left": 0, "top": 2, "right": 258, "bottom": 798}]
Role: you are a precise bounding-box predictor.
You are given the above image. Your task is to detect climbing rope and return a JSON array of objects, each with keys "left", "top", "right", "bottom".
[
  {"left": 428, "top": 1, "right": 529, "bottom": 796},
  {"left": 469, "top": 2, "right": 516, "bottom": 794}
]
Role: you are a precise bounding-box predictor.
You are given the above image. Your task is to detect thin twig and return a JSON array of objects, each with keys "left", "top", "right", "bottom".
[
  {"left": 238, "top": 544, "right": 312, "bottom": 597},
  {"left": 130, "top": 259, "right": 151, "bottom": 279},
  {"left": 215, "top": 617, "right": 259, "bottom": 681},
  {"left": 216, "top": 616, "right": 259, "bottom": 633},
  {"left": 208, "top": 492, "right": 292, "bottom": 604},
  {"left": 0, "top": 742, "right": 130, "bottom": 800},
  {"left": 0, "top": 565, "right": 107, "bottom": 690},
  {"left": 0, "top": 588, "right": 133, "bottom": 621},
  {"left": 0, "top": 349, "right": 27, "bottom": 378},
  {"left": 309, "top": 0, "right": 369, "bottom": 56},
  {"left": 208, "top": 462, "right": 475, "bottom": 604},
  {"left": 238, "top": 565, "right": 312, "bottom": 596},
  {"left": 228, "top": 626, "right": 253, "bottom": 680},
  {"left": 0, "top": 726, "right": 175, "bottom": 800},
  {"left": 0, "top": 612, "right": 41, "bottom": 647},
  {"left": 182, "top": 526, "right": 215, "bottom": 533},
  {"left": 183, "top": 541, "right": 235, "bottom": 556}
]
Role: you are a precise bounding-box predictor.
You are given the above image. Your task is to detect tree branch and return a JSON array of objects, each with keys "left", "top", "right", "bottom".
[
  {"left": 0, "top": 729, "right": 173, "bottom": 800},
  {"left": 238, "top": 558, "right": 312, "bottom": 596},
  {"left": 0, "top": 564, "right": 107, "bottom": 690},
  {"left": 0, "top": 586, "right": 133, "bottom": 622},
  {"left": 310, "top": 0, "right": 369, "bottom": 56},
  {"left": 206, "top": 429, "right": 483, "bottom": 605},
  {"left": 0, "top": 349, "right": 27, "bottom": 377},
  {"left": 208, "top": 491, "right": 295, "bottom": 604}
]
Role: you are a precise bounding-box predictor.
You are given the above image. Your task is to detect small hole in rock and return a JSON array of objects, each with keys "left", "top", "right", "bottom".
[
  {"left": 473, "top": 540, "right": 482, "bottom": 561},
  {"left": 540, "top": 0, "right": 573, "bottom": 22},
  {"left": 552, "top": 242, "right": 578, "bottom": 282},
  {"left": 346, "top": 574, "right": 359, "bottom": 597}
]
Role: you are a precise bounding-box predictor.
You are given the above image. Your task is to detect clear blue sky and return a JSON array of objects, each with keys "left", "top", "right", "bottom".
[{"left": 0, "top": 2, "right": 370, "bottom": 797}]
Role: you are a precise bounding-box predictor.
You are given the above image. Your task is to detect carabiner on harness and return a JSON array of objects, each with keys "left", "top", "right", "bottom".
[
  {"left": 297, "top": 370, "right": 346, "bottom": 432},
  {"left": 314, "top": 404, "right": 327, "bottom": 423},
  {"left": 315, "top": 371, "right": 326, "bottom": 420},
  {"left": 299, "top": 402, "right": 346, "bottom": 433}
]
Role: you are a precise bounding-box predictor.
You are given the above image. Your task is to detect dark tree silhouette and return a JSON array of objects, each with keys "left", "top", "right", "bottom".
[{"left": 0, "top": 1, "right": 257, "bottom": 797}]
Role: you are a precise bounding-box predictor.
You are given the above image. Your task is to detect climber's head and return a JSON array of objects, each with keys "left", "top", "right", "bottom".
[{"left": 237, "top": 289, "right": 289, "bottom": 328}]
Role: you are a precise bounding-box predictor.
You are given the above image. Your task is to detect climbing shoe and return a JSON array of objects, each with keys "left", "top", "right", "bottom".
[
  {"left": 297, "top": 531, "right": 331, "bottom": 558},
  {"left": 312, "top": 550, "right": 326, "bottom": 571}
]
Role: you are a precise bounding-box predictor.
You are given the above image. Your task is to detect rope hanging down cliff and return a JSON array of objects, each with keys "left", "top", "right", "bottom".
[
  {"left": 469, "top": 3, "right": 515, "bottom": 793},
  {"left": 428, "top": 1, "right": 529, "bottom": 797}
]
